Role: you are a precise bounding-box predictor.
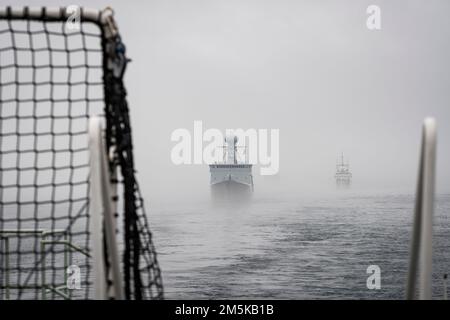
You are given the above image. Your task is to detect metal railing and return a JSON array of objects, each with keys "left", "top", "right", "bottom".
[{"left": 0, "top": 229, "right": 90, "bottom": 300}]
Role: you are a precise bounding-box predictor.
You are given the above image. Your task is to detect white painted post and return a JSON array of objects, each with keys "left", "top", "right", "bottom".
[
  {"left": 89, "top": 116, "right": 124, "bottom": 300},
  {"left": 406, "top": 118, "right": 437, "bottom": 300},
  {"left": 89, "top": 117, "right": 107, "bottom": 299}
]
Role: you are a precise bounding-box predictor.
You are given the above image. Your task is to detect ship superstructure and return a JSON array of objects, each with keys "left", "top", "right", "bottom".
[
  {"left": 335, "top": 153, "right": 352, "bottom": 187},
  {"left": 209, "top": 135, "right": 253, "bottom": 199}
]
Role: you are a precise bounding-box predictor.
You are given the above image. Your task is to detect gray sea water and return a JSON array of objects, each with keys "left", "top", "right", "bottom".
[{"left": 150, "top": 194, "right": 450, "bottom": 299}]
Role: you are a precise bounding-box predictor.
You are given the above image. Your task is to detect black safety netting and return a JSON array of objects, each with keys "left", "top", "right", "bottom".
[{"left": 0, "top": 8, "right": 163, "bottom": 300}]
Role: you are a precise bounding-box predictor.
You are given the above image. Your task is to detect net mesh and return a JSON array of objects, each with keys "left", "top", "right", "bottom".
[{"left": 0, "top": 7, "right": 163, "bottom": 300}]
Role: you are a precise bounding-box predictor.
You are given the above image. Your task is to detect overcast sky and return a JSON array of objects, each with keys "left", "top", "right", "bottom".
[{"left": 4, "top": 0, "right": 450, "bottom": 202}]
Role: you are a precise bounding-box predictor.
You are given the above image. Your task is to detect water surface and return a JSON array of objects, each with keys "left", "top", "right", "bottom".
[{"left": 150, "top": 194, "right": 450, "bottom": 299}]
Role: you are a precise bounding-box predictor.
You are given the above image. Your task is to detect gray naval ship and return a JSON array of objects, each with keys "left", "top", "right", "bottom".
[
  {"left": 209, "top": 134, "right": 254, "bottom": 201},
  {"left": 335, "top": 153, "right": 352, "bottom": 187}
]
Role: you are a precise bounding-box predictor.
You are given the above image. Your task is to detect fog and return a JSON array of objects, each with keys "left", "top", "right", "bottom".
[{"left": 5, "top": 0, "right": 450, "bottom": 204}]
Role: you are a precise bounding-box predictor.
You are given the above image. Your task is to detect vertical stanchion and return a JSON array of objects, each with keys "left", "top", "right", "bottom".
[
  {"left": 64, "top": 234, "right": 68, "bottom": 296},
  {"left": 89, "top": 117, "right": 107, "bottom": 299},
  {"left": 406, "top": 117, "right": 437, "bottom": 300},
  {"left": 5, "top": 237, "right": 10, "bottom": 300},
  {"left": 89, "top": 116, "right": 124, "bottom": 300},
  {"left": 41, "top": 238, "right": 46, "bottom": 300}
]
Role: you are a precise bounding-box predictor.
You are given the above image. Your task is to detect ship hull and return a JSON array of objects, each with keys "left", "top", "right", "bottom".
[
  {"left": 211, "top": 180, "right": 253, "bottom": 202},
  {"left": 209, "top": 164, "right": 253, "bottom": 203}
]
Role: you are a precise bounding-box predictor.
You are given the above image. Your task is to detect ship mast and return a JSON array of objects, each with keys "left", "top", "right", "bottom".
[
  {"left": 225, "top": 135, "right": 238, "bottom": 164},
  {"left": 218, "top": 135, "right": 248, "bottom": 165}
]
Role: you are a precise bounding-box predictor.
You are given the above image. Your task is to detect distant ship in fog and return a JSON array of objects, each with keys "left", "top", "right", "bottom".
[
  {"left": 335, "top": 153, "right": 352, "bottom": 187},
  {"left": 209, "top": 135, "right": 253, "bottom": 200}
]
